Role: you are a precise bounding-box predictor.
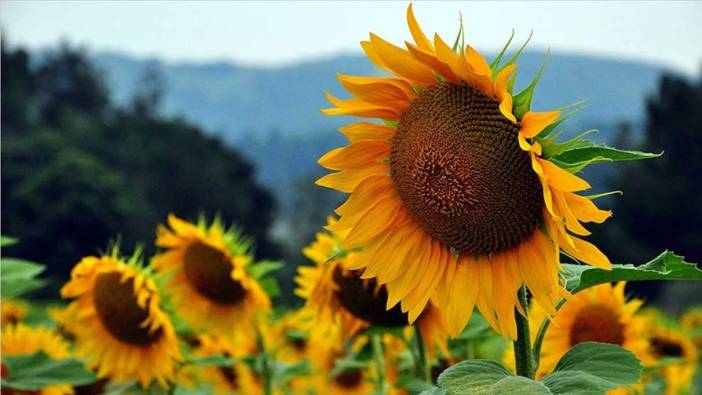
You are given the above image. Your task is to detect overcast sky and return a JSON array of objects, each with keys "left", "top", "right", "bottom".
[{"left": 2, "top": 1, "right": 701, "bottom": 73}]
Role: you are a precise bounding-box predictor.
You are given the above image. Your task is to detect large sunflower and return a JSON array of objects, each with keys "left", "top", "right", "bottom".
[
  {"left": 295, "top": 217, "right": 449, "bottom": 357},
  {"left": 524, "top": 282, "right": 652, "bottom": 378},
  {"left": 60, "top": 254, "right": 181, "bottom": 388},
  {"left": 317, "top": 4, "right": 612, "bottom": 338},
  {"left": 1, "top": 323, "right": 73, "bottom": 395},
  {"left": 152, "top": 214, "right": 271, "bottom": 336}
]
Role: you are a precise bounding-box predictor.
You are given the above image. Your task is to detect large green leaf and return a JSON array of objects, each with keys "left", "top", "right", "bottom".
[
  {"left": 1, "top": 352, "right": 97, "bottom": 390},
  {"left": 541, "top": 342, "right": 641, "bottom": 394},
  {"left": 437, "top": 360, "right": 550, "bottom": 394},
  {"left": 562, "top": 251, "right": 701, "bottom": 293},
  {"left": 551, "top": 144, "right": 661, "bottom": 173},
  {"left": 0, "top": 258, "right": 46, "bottom": 298}
]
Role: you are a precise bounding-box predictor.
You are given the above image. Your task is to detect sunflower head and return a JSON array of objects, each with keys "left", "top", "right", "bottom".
[
  {"left": 317, "top": 4, "right": 615, "bottom": 339},
  {"left": 152, "top": 214, "right": 272, "bottom": 336},
  {"left": 60, "top": 250, "right": 181, "bottom": 387},
  {"left": 1, "top": 299, "right": 28, "bottom": 326},
  {"left": 645, "top": 323, "right": 697, "bottom": 395},
  {"left": 505, "top": 282, "right": 651, "bottom": 378},
  {"left": 1, "top": 323, "right": 73, "bottom": 395},
  {"left": 681, "top": 307, "right": 702, "bottom": 348}
]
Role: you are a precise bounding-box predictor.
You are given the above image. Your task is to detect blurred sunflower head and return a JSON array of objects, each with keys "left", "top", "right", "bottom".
[
  {"left": 681, "top": 307, "right": 702, "bottom": 348},
  {"left": 1, "top": 323, "right": 73, "bottom": 395},
  {"left": 60, "top": 252, "right": 181, "bottom": 388},
  {"left": 317, "top": 4, "right": 613, "bottom": 338},
  {"left": 295, "top": 217, "right": 449, "bottom": 357},
  {"left": 188, "top": 334, "right": 251, "bottom": 394},
  {"left": 646, "top": 324, "right": 697, "bottom": 395},
  {"left": 528, "top": 282, "right": 652, "bottom": 378},
  {"left": 1, "top": 299, "right": 28, "bottom": 326},
  {"left": 152, "top": 214, "right": 271, "bottom": 336},
  {"left": 270, "top": 310, "right": 313, "bottom": 363}
]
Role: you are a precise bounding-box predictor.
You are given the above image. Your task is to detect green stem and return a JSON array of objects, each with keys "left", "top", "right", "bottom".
[
  {"left": 513, "top": 286, "right": 535, "bottom": 379},
  {"left": 532, "top": 298, "right": 567, "bottom": 373},
  {"left": 414, "top": 325, "right": 432, "bottom": 383},
  {"left": 256, "top": 331, "right": 273, "bottom": 395},
  {"left": 371, "top": 334, "right": 385, "bottom": 392}
]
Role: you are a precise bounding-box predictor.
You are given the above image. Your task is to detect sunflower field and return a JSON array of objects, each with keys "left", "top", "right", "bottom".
[{"left": 2, "top": 4, "right": 702, "bottom": 395}]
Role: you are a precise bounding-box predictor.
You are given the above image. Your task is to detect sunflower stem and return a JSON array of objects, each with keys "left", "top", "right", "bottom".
[
  {"left": 371, "top": 334, "right": 385, "bottom": 392},
  {"left": 532, "top": 298, "right": 567, "bottom": 373},
  {"left": 256, "top": 330, "right": 273, "bottom": 395},
  {"left": 513, "top": 286, "right": 535, "bottom": 379},
  {"left": 414, "top": 325, "right": 432, "bottom": 383}
]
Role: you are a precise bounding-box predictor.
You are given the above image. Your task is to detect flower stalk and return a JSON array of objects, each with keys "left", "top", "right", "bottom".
[
  {"left": 513, "top": 285, "right": 535, "bottom": 379},
  {"left": 414, "top": 325, "right": 432, "bottom": 383}
]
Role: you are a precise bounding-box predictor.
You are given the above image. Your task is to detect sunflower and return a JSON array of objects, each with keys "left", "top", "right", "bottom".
[
  {"left": 60, "top": 253, "right": 181, "bottom": 388},
  {"left": 1, "top": 323, "right": 73, "bottom": 395},
  {"left": 317, "top": 4, "right": 613, "bottom": 338},
  {"left": 523, "top": 282, "right": 652, "bottom": 378},
  {"left": 1, "top": 298, "right": 28, "bottom": 325},
  {"left": 188, "top": 333, "right": 256, "bottom": 394},
  {"left": 646, "top": 324, "right": 697, "bottom": 395},
  {"left": 295, "top": 217, "right": 449, "bottom": 357},
  {"left": 682, "top": 307, "right": 702, "bottom": 348},
  {"left": 152, "top": 214, "right": 271, "bottom": 336}
]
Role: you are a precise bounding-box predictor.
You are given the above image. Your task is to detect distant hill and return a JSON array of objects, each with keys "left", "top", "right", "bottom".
[{"left": 83, "top": 50, "right": 678, "bottom": 231}]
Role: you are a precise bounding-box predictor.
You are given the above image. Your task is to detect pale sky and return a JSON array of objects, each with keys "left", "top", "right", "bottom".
[{"left": 2, "top": 1, "right": 701, "bottom": 73}]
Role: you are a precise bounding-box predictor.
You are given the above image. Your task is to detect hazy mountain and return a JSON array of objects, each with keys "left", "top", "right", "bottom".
[{"left": 87, "top": 50, "right": 675, "bottom": 207}]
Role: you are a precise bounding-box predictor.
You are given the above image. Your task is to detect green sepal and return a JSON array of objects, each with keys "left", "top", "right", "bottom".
[
  {"left": 490, "top": 30, "right": 515, "bottom": 72},
  {"left": 247, "top": 260, "right": 283, "bottom": 280},
  {"left": 540, "top": 129, "right": 598, "bottom": 159},
  {"left": 493, "top": 31, "right": 533, "bottom": 79},
  {"left": 512, "top": 50, "right": 549, "bottom": 119},
  {"left": 584, "top": 190, "right": 623, "bottom": 200},
  {"left": 534, "top": 101, "right": 586, "bottom": 140},
  {"left": 451, "top": 13, "right": 465, "bottom": 53}
]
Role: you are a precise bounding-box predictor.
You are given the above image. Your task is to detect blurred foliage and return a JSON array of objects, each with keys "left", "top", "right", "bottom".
[
  {"left": 593, "top": 73, "right": 702, "bottom": 307},
  {"left": 1, "top": 42, "right": 281, "bottom": 293}
]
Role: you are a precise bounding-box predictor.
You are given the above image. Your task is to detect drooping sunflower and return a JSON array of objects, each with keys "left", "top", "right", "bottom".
[
  {"left": 152, "top": 214, "right": 271, "bottom": 336},
  {"left": 516, "top": 282, "right": 652, "bottom": 378},
  {"left": 60, "top": 253, "right": 181, "bottom": 388},
  {"left": 646, "top": 323, "right": 697, "bottom": 395},
  {"left": 1, "top": 323, "right": 73, "bottom": 395},
  {"left": 295, "top": 217, "right": 449, "bottom": 357},
  {"left": 317, "top": 5, "right": 612, "bottom": 338},
  {"left": 1, "top": 298, "right": 28, "bottom": 325}
]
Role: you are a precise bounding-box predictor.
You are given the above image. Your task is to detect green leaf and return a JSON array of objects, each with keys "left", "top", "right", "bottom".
[
  {"left": 419, "top": 388, "right": 449, "bottom": 395},
  {"left": 184, "top": 353, "right": 234, "bottom": 366},
  {"left": 1, "top": 258, "right": 46, "bottom": 298},
  {"left": 562, "top": 251, "right": 702, "bottom": 293},
  {"left": 248, "top": 260, "right": 283, "bottom": 279},
  {"left": 1, "top": 352, "right": 97, "bottom": 390},
  {"left": 437, "top": 360, "right": 550, "bottom": 394},
  {"left": 396, "top": 376, "right": 435, "bottom": 392},
  {"left": 541, "top": 342, "right": 642, "bottom": 394},
  {"left": 1, "top": 236, "right": 18, "bottom": 247},
  {"left": 550, "top": 144, "right": 661, "bottom": 172},
  {"left": 259, "top": 277, "right": 280, "bottom": 298}
]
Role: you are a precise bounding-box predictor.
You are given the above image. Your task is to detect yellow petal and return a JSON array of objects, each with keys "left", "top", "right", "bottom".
[
  {"left": 407, "top": 3, "right": 433, "bottom": 51},
  {"left": 315, "top": 164, "right": 389, "bottom": 193},
  {"left": 341, "top": 196, "right": 404, "bottom": 249},
  {"left": 538, "top": 158, "right": 591, "bottom": 192},
  {"left": 406, "top": 42, "right": 459, "bottom": 83},
  {"left": 338, "top": 74, "right": 414, "bottom": 108},
  {"left": 563, "top": 192, "right": 612, "bottom": 223},
  {"left": 318, "top": 140, "right": 390, "bottom": 170},
  {"left": 520, "top": 111, "right": 560, "bottom": 138},
  {"left": 339, "top": 122, "right": 397, "bottom": 142},
  {"left": 560, "top": 236, "right": 612, "bottom": 270},
  {"left": 369, "top": 33, "right": 437, "bottom": 86},
  {"left": 323, "top": 92, "right": 399, "bottom": 120}
]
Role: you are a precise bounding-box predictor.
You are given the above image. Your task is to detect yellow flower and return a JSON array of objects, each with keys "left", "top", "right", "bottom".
[
  {"left": 188, "top": 333, "right": 258, "bottom": 394},
  {"left": 646, "top": 324, "right": 697, "bottom": 395},
  {"left": 527, "top": 283, "right": 651, "bottom": 377},
  {"left": 1, "top": 323, "right": 73, "bottom": 395},
  {"left": 681, "top": 307, "right": 702, "bottom": 348},
  {"left": 295, "top": 217, "right": 449, "bottom": 357},
  {"left": 317, "top": 4, "right": 612, "bottom": 338},
  {"left": 1, "top": 298, "right": 28, "bottom": 325},
  {"left": 152, "top": 214, "right": 271, "bottom": 336},
  {"left": 60, "top": 254, "right": 181, "bottom": 388}
]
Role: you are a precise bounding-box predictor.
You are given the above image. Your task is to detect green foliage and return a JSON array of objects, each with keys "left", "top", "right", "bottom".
[
  {"left": 562, "top": 250, "right": 702, "bottom": 293},
  {"left": 0, "top": 257, "right": 46, "bottom": 298},
  {"left": 541, "top": 342, "right": 642, "bottom": 394},
  {"left": 1, "top": 235, "right": 18, "bottom": 246},
  {"left": 1, "top": 352, "right": 97, "bottom": 390},
  {"left": 436, "top": 360, "right": 550, "bottom": 394}
]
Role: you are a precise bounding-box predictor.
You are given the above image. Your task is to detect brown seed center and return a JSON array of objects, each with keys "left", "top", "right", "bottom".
[
  {"left": 391, "top": 83, "right": 543, "bottom": 255},
  {"left": 183, "top": 242, "right": 247, "bottom": 305},
  {"left": 335, "top": 368, "right": 364, "bottom": 389},
  {"left": 649, "top": 336, "right": 685, "bottom": 358},
  {"left": 569, "top": 304, "right": 624, "bottom": 346},
  {"left": 332, "top": 265, "right": 408, "bottom": 327},
  {"left": 93, "top": 272, "right": 163, "bottom": 345}
]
